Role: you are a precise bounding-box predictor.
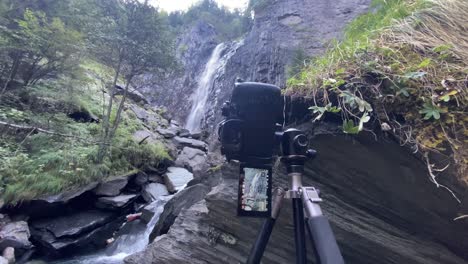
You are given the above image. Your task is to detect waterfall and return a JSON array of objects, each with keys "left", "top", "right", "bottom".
[{"left": 185, "top": 43, "right": 226, "bottom": 132}]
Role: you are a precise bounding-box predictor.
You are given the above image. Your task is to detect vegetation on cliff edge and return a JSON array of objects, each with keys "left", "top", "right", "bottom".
[{"left": 287, "top": 0, "right": 467, "bottom": 200}]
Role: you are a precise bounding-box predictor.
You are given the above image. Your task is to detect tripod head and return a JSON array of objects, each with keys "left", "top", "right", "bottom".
[{"left": 277, "top": 128, "right": 317, "bottom": 173}]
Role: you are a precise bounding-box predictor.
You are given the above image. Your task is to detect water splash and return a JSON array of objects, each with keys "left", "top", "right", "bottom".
[{"left": 185, "top": 43, "right": 226, "bottom": 132}]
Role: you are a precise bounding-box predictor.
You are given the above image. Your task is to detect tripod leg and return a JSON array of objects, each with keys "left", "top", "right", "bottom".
[
  {"left": 247, "top": 188, "right": 285, "bottom": 264},
  {"left": 302, "top": 188, "right": 345, "bottom": 264},
  {"left": 292, "top": 198, "right": 307, "bottom": 264}
]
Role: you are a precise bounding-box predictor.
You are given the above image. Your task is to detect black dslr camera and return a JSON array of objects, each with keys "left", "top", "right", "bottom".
[{"left": 218, "top": 80, "right": 283, "bottom": 217}]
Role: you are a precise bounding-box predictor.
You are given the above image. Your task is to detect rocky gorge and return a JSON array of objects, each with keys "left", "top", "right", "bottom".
[{"left": 1, "top": 0, "right": 467, "bottom": 263}]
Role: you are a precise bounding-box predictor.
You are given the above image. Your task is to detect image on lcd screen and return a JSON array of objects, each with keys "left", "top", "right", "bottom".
[{"left": 240, "top": 167, "right": 269, "bottom": 212}]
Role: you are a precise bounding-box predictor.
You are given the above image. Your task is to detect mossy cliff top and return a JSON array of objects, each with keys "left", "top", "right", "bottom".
[{"left": 287, "top": 0, "right": 467, "bottom": 199}]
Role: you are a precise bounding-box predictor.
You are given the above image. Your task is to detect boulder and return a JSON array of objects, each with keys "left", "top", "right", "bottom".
[
  {"left": 149, "top": 184, "right": 210, "bottom": 240},
  {"left": 173, "top": 137, "right": 207, "bottom": 151},
  {"left": 175, "top": 147, "right": 207, "bottom": 175},
  {"left": 163, "top": 167, "right": 194, "bottom": 193},
  {"left": 177, "top": 129, "right": 190, "bottom": 137},
  {"left": 156, "top": 128, "right": 178, "bottom": 139},
  {"left": 142, "top": 183, "right": 169, "bottom": 203},
  {"left": 94, "top": 176, "right": 130, "bottom": 197},
  {"left": 2, "top": 247, "right": 14, "bottom": 264},
  {"left": 190, "top": 132, "right": 202, "bottom": 140},
  {"left": 31, "top": 210, "right": 115, "bottom": 239},
  {"left": 0, "top": 221, "right": 32, "bottom": 254},
  {"left": 96, "top": 194, "right": 138, "bottom": 209},
  {"left": 31, "top": 210, "right": 120, "bottom": 256}
]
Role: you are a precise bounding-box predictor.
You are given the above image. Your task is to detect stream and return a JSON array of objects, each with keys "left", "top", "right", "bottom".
[{"left": 50, "top": 196, "right": 172, "bottom": 264}]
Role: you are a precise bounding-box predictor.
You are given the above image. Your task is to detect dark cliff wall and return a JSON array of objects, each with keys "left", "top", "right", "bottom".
[{"left": 125, "top": 125, "right": 468, "bottom": 263}]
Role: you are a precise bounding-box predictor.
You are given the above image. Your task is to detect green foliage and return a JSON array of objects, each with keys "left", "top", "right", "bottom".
[
  {"left": 168, "top": 0, "right": 251, "bottom": 41},
  {"left": 309, "top": 103, "right": 341, "bottom": 122},
  {"left": 419, "top": 101, "right": 443, "bottom": 120}
]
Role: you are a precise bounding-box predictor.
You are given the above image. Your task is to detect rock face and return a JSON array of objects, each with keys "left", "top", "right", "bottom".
[
  {"left": 94, "top": 176, "right": 129, "bottom": 196},
  {"left": 142, "top": 0, "right": 372, "bottom": 134},
  {"left": 96, "top": 194, "right": 138, "bottom": 209},
  {"left": 125, "top": 131, "right": 468, "bottom": 264}
]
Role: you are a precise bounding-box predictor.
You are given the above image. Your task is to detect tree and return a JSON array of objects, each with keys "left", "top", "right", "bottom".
[
  {"left": 0, "top": 8, "right": 84, "bottom": 96},
  {"left": 95, "top": 0, "right": 175, "bottom": 162}
]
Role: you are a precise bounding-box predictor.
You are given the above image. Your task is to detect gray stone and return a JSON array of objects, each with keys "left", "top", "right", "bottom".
[
  {"left": 94, "top": 176, "right": 129, "bottom": 196},
  {"left": 31, "top": 210, "right": 115, "bottom": 238},
  {"left": 178, "top": 128, "right": 190, "bottom": 137},
  {"left": 148, "top": 174, "right": 164, "bottom": 184},
  {"left": 0, "top": 221, "right": 32, "bottom": 253},
  {"left": 96, "top": 194, "right": 137, "bottom": 209},
  {"left": 175, "top": 147, "right": 207, "bottom": 174},
  {"left": 31, "top": 211, "right": 120, "bottom": 256},
  {"left": 0, "top": 257, "right": 7, "bottom": 264},
  {"left": 190, "top": 132, "right": 202, "bottom": 140},
  {"left": 163, "top": 167, "right": 193, "bottom": 193},
  {"left": 2, "top": 247, "right": 14, "bottom": 264},
  {"left": 156, "top": 128, "right": 177, "bottom": 139},
  {"left": 142, "top": 183, "right": 169, "bottom": 203},
  {"left": 173, "top": 136, "right": 207, "bottom": 151}
]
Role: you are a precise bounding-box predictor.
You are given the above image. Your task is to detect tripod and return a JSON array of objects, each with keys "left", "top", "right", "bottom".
[{"left": 246, "top": 129, "right": 345, "bottom": 264}]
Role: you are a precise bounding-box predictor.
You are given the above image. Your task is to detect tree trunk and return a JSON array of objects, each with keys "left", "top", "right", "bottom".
[
  {"left": 96, "top": 57, "right": 123, "bottom": 163},
  {"left": 0, "top": 52, "right": 22, "bottom": 97}
]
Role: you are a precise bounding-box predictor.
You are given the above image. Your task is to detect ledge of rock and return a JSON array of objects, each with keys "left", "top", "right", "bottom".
[
  {"left": 96, "top": 194, "right": 138, "bottom": 210},
  {"left": 125, "top": 131, "right": 468, "bottom": 264},
  {"left": 142, "top": 183, "right": 170, "bottom": 203},
  {"left": 173, "top": 137, "right": 207, "bottom": 151},
  {"left": 0, "top": 221, "right": 32, "bottom": 256}
]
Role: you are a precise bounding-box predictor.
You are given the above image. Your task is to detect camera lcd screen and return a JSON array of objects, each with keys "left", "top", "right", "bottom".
[{"left": 238, "top": 165, "right": 272, "bottom": 217}]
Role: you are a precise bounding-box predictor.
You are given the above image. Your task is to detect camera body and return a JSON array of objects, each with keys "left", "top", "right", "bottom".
[
  {"left": 218, "top": 81, "right": 283, "bottom": 217},
  {"left": 218, "top": 81, "right": 283, "bottom": 165}
]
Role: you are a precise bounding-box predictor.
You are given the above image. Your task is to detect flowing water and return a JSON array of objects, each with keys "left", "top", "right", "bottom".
[
  {"left": 185, "top": 43, "right": 226, "bottom": 132},
  {"left": 51, "top": 196, "right": 172, "bottom": 264}
]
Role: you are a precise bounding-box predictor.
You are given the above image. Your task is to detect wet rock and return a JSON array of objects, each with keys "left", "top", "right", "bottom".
[
  {"left": 163, "top": 167, "right": 194, "bottom": 193},
  {"left": 141, "top": 196, "right": 173, "bottom": 224},
  {"left": 173, "top": 137, "right": 207, "bottom": 151},
  {"left": 31, "top": 210, "right": 115, "bottom": 239},
  {"left": 94, "top": 175, "right": 131, "bottom": 197},
  {"left": 2, "top": 247, "right": 14, "bottom": 264},
  {"left": 190, "top": 132, "right": 202, "bottom": 140},
  {"left": 149, "top": 184, "right": 210, "bottom": 240},
  {"left": 175, "top": 147, "right": 207, "bottom": 175},
  {"left": 31, "top": 211, "right": 120, "bottom": 256},
  {"left": 142, "top": 183, "right": 169, "bottom": 203},
  {"left": 96, "top": 194, "right": 138, "bottom": 209},
  {"left": 156, "top": 128, "right": 178, "bottom": 139},
  {"left": 0, "top": 221, "right": 32, "bottom": 254},
  {"left": 178, "top": 129, "right": 190, "bottom": 137}
]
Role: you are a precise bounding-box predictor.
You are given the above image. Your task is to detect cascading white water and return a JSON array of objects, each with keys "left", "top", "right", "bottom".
[
  {"left": 185, "top": 43, "right": 226, "bottom": 132},
  {"left": 51, "top": 196, "right": 172, "bottom": 264}
]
